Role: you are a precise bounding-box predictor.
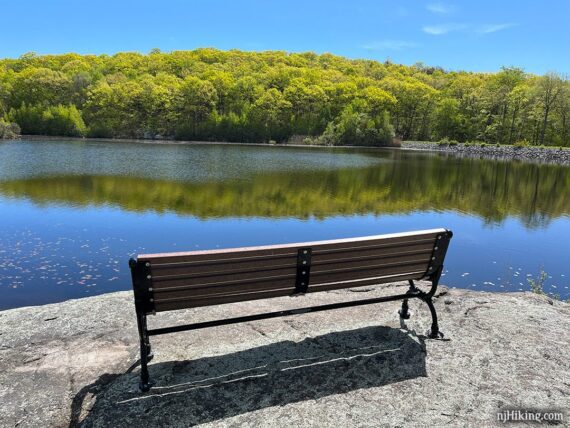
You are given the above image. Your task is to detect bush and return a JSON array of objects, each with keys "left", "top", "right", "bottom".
[
  {"left": 319, "top": 107, "right": 395, "bottom": 147},
  {"left": 438, "top": 137, "right": 450, "bottom": 146},
  {"left": 86, "top": 124, "right": 114, "bottom": 138},
  {"left": 0, "top": 120, "right": 21, "bottom": 139},
  {"left": 448, "top": 139, "right": 459, "bottom": 146},
  {"left": 8, "top": 103, "right": 86, "bottom": 137},
  {"left": 528, "top": 270, "right": 548, "bottom": 295},
  {"left": 7, "top": 104, "right": 44, "bottom": 134},
  {"left": 42, "top": 105, "right": 86, "bottom": 137}
]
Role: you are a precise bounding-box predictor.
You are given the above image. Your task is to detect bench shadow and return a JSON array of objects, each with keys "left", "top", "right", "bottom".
[{"left": 74, "top": 325, "right": 427, "bottom": 427}]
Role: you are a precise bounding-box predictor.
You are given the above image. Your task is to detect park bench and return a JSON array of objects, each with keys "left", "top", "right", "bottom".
[{"left": 129, "top": 228, "right": 453, "bottom": 391}]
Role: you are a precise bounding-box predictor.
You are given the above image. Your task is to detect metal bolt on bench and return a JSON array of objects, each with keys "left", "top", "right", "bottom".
[{"left": 129, "top": 228, "right": 453, "bottom": 392}]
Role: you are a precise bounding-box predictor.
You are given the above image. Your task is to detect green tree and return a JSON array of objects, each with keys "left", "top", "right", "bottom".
[
  {"left": 8, "top": 67, "right": 72, "bottom": 108},
  {"left": 174, "top": 76, "right": 217, "bottom": 137},
  {"left": 248, "top": 88, "right": 292, "bottom": 142},
  {"left": 0, "top": 48, "right": 567, "bottom": 146},
  {"left": 434, "top": 98, "right": 463, "bottom": 140},
  {"left": 284, "top": 78, "right": 328, "bottom": 135},
  {"left": 320, "top": 102, "right": 394, "bottom": 146},
  {"left": 535, "top": 72, "right": 565, "bottom": 145},
  {"left": 8, "top": 104, "right": 85, "bottom": 136},
  {"left": 41, "top": 104, "right": 86, "bottom": 136},
  {"left": 380, "top": 76, "right": 438, "bottom": 139}
]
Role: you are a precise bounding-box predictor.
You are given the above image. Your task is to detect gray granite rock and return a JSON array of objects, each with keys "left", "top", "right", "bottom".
[
  {"left": 0, "top": 283, "right": 568, "bottom": 427},
  {"left": 401, "top": 141, "right": 570, "bottom": 165}
]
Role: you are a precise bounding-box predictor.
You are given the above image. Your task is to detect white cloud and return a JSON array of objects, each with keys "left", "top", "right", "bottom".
[
  {"left": 427, "top": 2, "right": 452, "bottom": 14},
  {"left": 362, "top": 40, "right": 419, "bottom": 51},
  {"left": 422, "top": 21, "right": 518, "bottom": 36},
  {"left": 477, "top": 23, "right": 517, "bottom": 34},
  {"left": 422, "top": 23, "right": 467, "bottom": 35}
]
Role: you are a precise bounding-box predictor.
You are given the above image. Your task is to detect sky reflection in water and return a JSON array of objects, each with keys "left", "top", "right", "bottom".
[{"left": 0, "top": 139, "right": 568, "bottom": 309}]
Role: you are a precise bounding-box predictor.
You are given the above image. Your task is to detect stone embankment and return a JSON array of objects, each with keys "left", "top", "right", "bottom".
[
  {"left": 402, "top": 141, "right": 570, "bottom": 165},
  {"left": 0, "top": 284, "right": 568, "bottom": 427}
]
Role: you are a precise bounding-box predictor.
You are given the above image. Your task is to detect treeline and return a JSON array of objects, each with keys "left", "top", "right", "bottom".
[{"left": 0, "top": 49, "right": 569, "bottom": 146}]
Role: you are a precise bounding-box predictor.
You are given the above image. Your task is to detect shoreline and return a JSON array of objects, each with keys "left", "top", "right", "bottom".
[
  {"left": 10, "top": 135, "right": 570, "bottom": 166},
  {"left": 13, "top": 135, "right": 400, "bottom": 154},
  {"left": 401, "top": 141, "right": 570, "bottom": 166}
]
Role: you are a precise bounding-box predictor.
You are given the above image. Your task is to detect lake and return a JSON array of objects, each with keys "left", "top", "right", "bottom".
[{"left": 0, "top": 139, "right": 568, "bottom": 309}]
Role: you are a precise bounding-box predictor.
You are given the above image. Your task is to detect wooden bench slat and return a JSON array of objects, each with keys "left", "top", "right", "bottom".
[
  {"left": 310, "top": 238, "right": 436, "bottom": 257},
  {"left": 311, "top": 261, "right": 430, "bottom": 281},
  {"left": 149, "top": 244, "right": 434, "bottom": 281},
  {"left": 151, "top": 270, "right": 426, "bottom": 312},
  {"left": 152, "top": 278, "right": 297, "bottom": 301},
  {"left": 310, "top": 253, "right": 430, "bottom": 274},
  {"left": 152, "top": 262, "right": 296, "bottom": 281},
  {"left": 150, "top": 255, "right": 428, "bottom": 293},
  {"left": 144, "top": 237, "right": 435, "bottom": 270},
  {"left": 153, "top": 288, "right": 296, "bottom": 311},
  {"left": 310, "top": 262, "right": 430, "bottom": 286},
  {"left": 138, "top": 229, "right": 445, "bottom": 265},
  {"left": 147, "top": 251, "right": 297, "bottom": 268},
  {"left": 150, "top": 257, "right": 297, "bottom": 279},
  {"left": 152, "top": 268, "right": 297, "bottom": 289},
  {"left": 310, "top": 242, "right": 434, "bottom": 263},
  {"left": 308, "top": 272, "right": 426, "bottom": 292},
  {"left": 150, "top": 261, "right": 429, "bottom": 311}
]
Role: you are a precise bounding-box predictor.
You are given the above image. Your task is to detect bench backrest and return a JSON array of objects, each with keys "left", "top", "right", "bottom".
[{"left": 130, "top": 228, "right": 452, "bottom": 314}]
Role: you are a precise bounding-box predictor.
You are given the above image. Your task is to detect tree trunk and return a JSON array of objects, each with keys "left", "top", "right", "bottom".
[
  {"left": 508, "top": 105, "right": 518, "bottom": 144},
  {"left": 539, "top": 105, "right": 550, "bottom": 146},
  {"left": 561, "top": 111, "right": 568, "bottom": 146}
]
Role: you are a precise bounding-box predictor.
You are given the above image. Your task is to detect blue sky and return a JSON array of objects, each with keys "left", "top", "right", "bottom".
[{"left": 1, "top": 0, "right": 568, "bottom": 74}]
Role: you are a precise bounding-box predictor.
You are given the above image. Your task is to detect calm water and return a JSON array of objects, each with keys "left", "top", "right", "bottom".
[{"left": 0, "top": 139, "right": 569, "bottom": 309}]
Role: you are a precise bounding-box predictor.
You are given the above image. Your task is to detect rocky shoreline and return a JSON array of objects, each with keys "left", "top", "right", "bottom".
[
  {"left": 401, "top": 141, "right": 570, "bottom": 165},
  {"left": 0, "top": 284, "right": 568, "bottom": 427},
  {"left": 14, "top": 135, "right": 570, "bottom": 166}
]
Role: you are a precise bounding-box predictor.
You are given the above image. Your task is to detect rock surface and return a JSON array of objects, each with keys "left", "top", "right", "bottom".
[
  {"left": 401, "top": 141, "right": 570, "bottom": 165},
  {"left": 0, "top": 283, "right": 568, "bottom": 427}
]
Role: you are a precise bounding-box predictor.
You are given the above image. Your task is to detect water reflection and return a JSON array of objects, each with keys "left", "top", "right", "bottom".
[
  {"left": 0, "top": 140, "right": 569, "bottom": 308},
  {"left": 0, "top": 154, "right": 568, "bottom": 227}
]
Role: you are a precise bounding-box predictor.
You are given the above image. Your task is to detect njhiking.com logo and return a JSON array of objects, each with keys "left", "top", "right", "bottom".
[{"left": 496, "top": 409, "right": 564, "bottom": 424}]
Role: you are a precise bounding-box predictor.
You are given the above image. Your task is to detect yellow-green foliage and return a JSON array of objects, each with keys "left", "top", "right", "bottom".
[
  {"left": 0, "top": 119, "right": 20, "bottom": 139},
  {"left": 0, "top": 49, "right": 569, "bottom": 145},
  {"left": 0, "top": 153, "right": 567, "bottom": 226}
]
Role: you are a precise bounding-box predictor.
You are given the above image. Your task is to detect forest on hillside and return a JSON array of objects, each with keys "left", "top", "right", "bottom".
[{"left": 0, "top": 49, "right": 569, "bottom": 146}]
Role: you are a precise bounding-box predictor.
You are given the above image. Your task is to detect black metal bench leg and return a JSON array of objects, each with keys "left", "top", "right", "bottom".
[
  {"left": 137, "top": 313, "right": 154, "bottom": 392},
  {"left": 399, "top": 299, "right": 410, "bottom": 319},
  {"left": 141, "top": 314, "right": 153, "bottom": 362},
  {"left": 423, "top": 297, "right": 443, "bottom": 339},
  {"left": 398, "top": 280, "right": 415, "bottom": 319},
  {"left": 139, "top": 338, "right": 151, "bottom": 392},
  {"left": 422, "top": 264, "right": 444, "bottom": 339}
]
